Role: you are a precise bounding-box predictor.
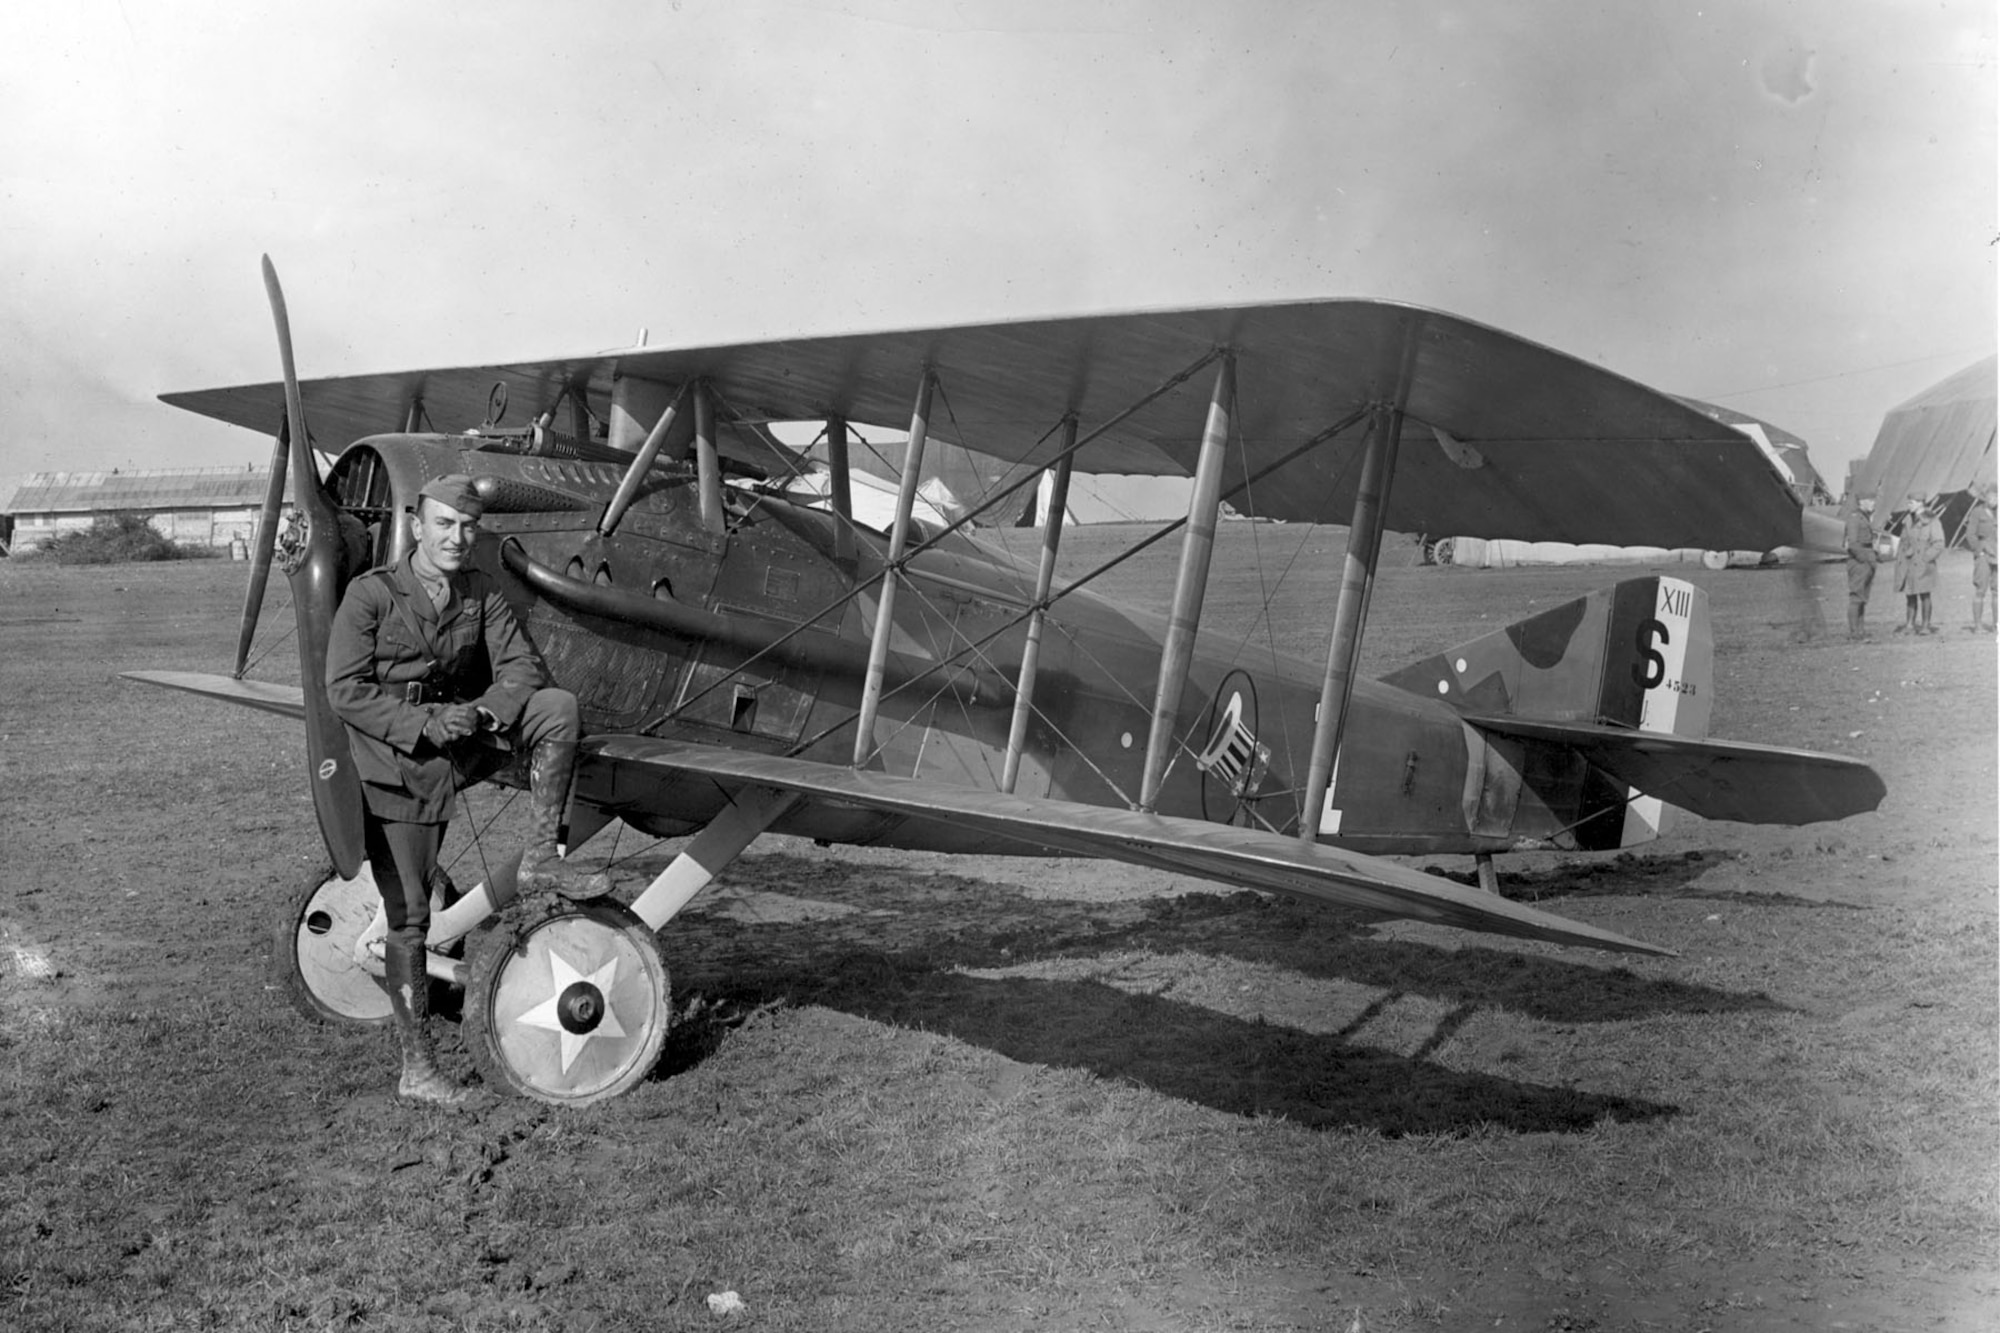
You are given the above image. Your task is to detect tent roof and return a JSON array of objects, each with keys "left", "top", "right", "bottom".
[
  {"left": 1854, "top": 354, "right": 1997, "bottom": 504},
  {"left": 3, "top": 467, "right": 292, "bottom": 515}
]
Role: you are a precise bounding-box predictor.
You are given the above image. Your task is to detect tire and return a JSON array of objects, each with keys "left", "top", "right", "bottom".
[
  {"left": 275, "top": 863, "right": 392, "bottom": 1027},
  {"left": 462, "top": 898, "right": 671, "bottom": 1105}
]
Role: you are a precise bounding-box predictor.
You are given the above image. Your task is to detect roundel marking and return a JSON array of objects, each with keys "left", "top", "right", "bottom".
[
  {"left": 318, "top": 759, "right": 338, "bottom": 781},
  {"left": 1196, "top": 670, "right": 1265, "bottom": 824}
]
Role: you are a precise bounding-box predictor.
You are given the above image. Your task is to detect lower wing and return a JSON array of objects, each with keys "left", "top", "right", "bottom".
[
  {"left": 115, "top": 672, "right": 1677, "bottom": 955},
  {"left": 122, "top": 670, "right": 307, "bottom": 721},
  {"left": 587, "top": 736, "right": 1674, "bottom": 957},
  {"left": 1464, "top": 713, "right": 1885, "bottom": 825}
]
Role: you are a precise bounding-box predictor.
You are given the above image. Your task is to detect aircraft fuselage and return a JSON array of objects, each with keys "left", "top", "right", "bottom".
[{"left": 325, "top": 434, "right": 1625, "bottom": 862}]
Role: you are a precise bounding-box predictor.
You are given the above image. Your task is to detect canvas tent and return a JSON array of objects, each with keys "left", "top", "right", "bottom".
[{"left": 1853, "top": 354, "right": 1997, "bottom": 508}]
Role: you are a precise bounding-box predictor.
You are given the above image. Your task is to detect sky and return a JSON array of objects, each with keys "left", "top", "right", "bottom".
[{"left": 1, "top": 0, "right": 1993, "bottom": 505}]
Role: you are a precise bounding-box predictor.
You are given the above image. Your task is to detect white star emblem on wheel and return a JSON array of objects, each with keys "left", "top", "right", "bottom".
[{"left": 516, "top": 947, "right": 627, "bottom": 1074}]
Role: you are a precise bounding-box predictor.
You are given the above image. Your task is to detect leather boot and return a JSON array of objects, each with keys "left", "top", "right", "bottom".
[
  {"left": 384, "top": 927, "right": 467, "bottom": 1107},
  {"left": 516, "top": 739, "right": 611, "bottom": 899}
]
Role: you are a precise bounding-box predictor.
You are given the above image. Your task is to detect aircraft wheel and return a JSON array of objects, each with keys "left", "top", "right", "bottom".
[
  {"left": 462, "top": 898, "right": 670, "bottom": 1106},
  {"left": 276, "top": 863, "right": 391, "bottom": 1027}
]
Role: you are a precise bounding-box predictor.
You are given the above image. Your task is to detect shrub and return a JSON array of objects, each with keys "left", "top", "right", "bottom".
[{"left": 38, "top": 513, "right": 218, "bottom": 565}]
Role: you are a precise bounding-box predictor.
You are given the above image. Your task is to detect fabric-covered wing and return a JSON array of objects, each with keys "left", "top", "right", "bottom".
[
  {"left": 122, "top": 670, "right": 306, "bottom": 721},
  {"left": 161, "top": 299, "right": 1801, "bottom": 551},
  {"left": 587, "top": 736, "right": 1672, "bottom": 956},
  {"left": 1464, "top": 713, "right": 1886, "bottom": 825}
]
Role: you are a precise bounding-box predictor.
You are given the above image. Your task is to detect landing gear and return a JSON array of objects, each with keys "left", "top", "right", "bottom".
[
  {"left": 276, "top": 863, "right": 391, "bottom": 1026},
  {"left": 462, "top": 898, "right": 672, "bottom": 1105}
]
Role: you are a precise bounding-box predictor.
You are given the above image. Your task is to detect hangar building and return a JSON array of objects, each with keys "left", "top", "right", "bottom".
[{"left": 1, "top": 466, "right": 293, "bottom": 554}]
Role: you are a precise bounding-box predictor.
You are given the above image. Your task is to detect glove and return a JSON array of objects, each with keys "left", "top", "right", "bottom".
[{"left": 422, "top": 704, "right": 481, "bottom": 745}]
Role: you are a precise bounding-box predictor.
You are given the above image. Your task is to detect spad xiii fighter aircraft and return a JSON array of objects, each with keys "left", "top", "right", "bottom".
[{"left": 128, "top": 261, "right": 1884, "bottom": 1105}]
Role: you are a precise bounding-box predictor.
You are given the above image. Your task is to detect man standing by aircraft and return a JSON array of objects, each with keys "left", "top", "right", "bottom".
[
  {"left": 1966, "top": 483, "right": 1997, "bottom": 633},
  {"left": 325, "top": 474, "right": 607, "bottom": 1106},
  {"left": 1842, "top": 492, "right": 1879, "bottom": 641}
]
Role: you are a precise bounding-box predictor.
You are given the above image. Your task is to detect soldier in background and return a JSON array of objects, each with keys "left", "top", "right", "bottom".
[
  {"left": 1841, "top": 493, "right": 1879, "bottom": 641},
  {"left": 1970, "top": 483, "right": 1997, "bottom": 633},
  {"left": 1893, "top": 494, "right": 1945, "bottom": 636}
]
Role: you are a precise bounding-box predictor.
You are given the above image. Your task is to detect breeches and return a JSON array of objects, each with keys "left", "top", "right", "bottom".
[
  {"left": 366, "top": 817, "right": 446, "bottom": 934},
  {"left": 452, "top": 687, "right": 582, "bottom": 787},
  {"left": 369, "top": 688, "right": 584, "bottom": 930},
  {"left": 514, "top": 687, "right": 581, "bottom": 747},
  {"left": 1846, "top": 563, "right": 1873, "bottom": 601}
]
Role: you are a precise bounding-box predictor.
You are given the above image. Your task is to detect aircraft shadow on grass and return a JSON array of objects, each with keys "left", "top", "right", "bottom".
[
  {"left": 633, "top": 851, "right": 1800, "bottom": 1135},
  {"left": 679, "top": 958, "right": 1677, "bottom": 1138}
]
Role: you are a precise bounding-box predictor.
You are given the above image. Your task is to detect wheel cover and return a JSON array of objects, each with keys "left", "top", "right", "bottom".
[
  {"left": 288, "top": 867, "right": 391, "bottom": 1024},
  {"left": 473, "top": 904, "right": 669, "bottom": 1103}
]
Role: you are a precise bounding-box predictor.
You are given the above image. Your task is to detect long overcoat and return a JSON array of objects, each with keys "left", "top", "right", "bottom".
[
  {"left": 1894, "top": 515, "right": 1944, "bottom": 597},
  {"left": 325, "top": 553, "right": 550, "bottom": 822}
]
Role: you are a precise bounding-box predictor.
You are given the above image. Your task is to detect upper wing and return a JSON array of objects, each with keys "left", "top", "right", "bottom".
[
  {"left": 587, "top": 735, "right": 1673, "bottom": 957},
  {"left": 1464, "top": 713, "right": 1886, "bottom": 825},
  {"left": 161, "top": 299, "right": 1801, "bottom": 551}
]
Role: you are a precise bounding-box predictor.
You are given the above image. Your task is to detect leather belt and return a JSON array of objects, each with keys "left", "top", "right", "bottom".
[{"left": 403, "top": 680, "right": 455, "bottom": 706}]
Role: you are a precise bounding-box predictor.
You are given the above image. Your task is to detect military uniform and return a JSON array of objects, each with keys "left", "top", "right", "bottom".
[
  {"left": 1841, "top": 499, "right": 1877, "bottom": 639},
  {"left": 325, "top": 474, "right": 602, "bottom": 1105},
  {"left": 1971, "top": 489, "right": 1997, "bottom": 631},
  {"left": 326, "top": 552, "right": 552, "bottom": 828},
  {"left": 1893, "top": 500, "right": 1945, "bottom": 634}
]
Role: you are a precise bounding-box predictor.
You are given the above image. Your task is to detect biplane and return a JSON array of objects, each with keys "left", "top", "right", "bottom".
[{"left": 126, "top": 260, "right": 1885, "bottom": 1105}]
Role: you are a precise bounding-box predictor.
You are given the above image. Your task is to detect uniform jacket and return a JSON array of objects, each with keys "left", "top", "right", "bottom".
[
  {"left": 1893, "top": 516, "right": 1944, "bottom": 596},
  {"left": 1973, "top": 504, "right": 1997, "bottom": 564},
  {"left": 325, "top": 553, "right": 550, "bottom": 821},
  {"left": 1842, "top": 511, "right": 1877, "bottom": 563},
  {"left": 1842, "top": 510, "right": 1877, "bottom": 595}
]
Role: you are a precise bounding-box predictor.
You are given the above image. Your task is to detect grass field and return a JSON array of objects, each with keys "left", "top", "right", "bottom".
[{"left": 1, "top": 529, "right": 1995, "bottom": 1332}]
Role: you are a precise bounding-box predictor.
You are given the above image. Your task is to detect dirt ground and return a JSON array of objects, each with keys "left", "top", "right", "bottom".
[{"left": 1, "top": 534, "right": 1995, "bottom": 1332}]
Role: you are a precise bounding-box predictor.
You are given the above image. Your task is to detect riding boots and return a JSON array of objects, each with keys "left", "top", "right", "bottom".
[
  {"left": 515, "top": 739, "right": 611, "bottom": 899},
  {"left": 384, "top": 927, "right": 467, "bottom": 1107}
]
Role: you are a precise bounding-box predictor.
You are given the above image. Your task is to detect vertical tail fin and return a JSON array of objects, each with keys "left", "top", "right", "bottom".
[{"left": 1384, "top": 576, "right": 1713, "bottom": 848}]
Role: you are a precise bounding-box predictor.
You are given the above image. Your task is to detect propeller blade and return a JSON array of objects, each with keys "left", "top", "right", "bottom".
[
  {"left": 231, "top": 414, "right": 290, "bottom": 678},
  {"left": 262, "top": 256, "right": 368, "bottom": 879}
]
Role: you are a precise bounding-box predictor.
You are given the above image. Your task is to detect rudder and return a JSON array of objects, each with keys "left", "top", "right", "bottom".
[{"left": 1382, "top": 575, "right": 1713, "bottom": 848}]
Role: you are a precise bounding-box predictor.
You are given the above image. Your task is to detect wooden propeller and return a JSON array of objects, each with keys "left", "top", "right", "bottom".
[{"left": 262, "top": 256, "right": 368, "bottom": 879}]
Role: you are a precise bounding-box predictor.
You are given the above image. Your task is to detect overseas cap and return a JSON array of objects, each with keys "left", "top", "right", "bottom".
[{"left": 418, "top": 473, "right": 484, "bottom": 518}]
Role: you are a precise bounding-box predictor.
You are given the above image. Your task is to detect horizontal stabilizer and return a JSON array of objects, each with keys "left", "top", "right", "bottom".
[
  {"left": 1464, "top": 713, "right": 1885, "bottom": 825},
  {"left": 588, "top": 736, "right": 1674, "bottom": 956},
  {"left": 121, "top": 670, "right": 307, "bottom": 721}
]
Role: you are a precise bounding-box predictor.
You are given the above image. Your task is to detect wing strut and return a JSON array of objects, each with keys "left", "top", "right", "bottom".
[
  {"left": 1299, "top": 402, "right": 1406, "bottom": 841},
  {"left": 1139, "top": 356, "right": 1236, "bottom": 811},
  {"left": 692, "top": 381, "right": 725, "bottom": 534},
  {"left": 1000, "top": 421, "right": 1077, "bottom": 793},
  {"left": 852, "top": 370, "right": 936, "bottom": 766},
  {"left": 599, "top": 380, "right": 689, "bottom": 537},
  {"left": 629, "top": 786, "right": 801, "bottom": 931},
  {"left": 827, "top": 415, "right": 856, "bottom": 564}
]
